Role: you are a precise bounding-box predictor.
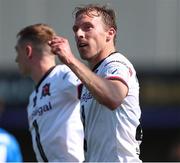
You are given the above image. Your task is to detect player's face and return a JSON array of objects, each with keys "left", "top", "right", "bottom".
[
  {"left": 15, "top": 43, "right": 30, "bottom": 76},
  {"left": 73, "top": 11, "right": 109, "bottom": 65}
]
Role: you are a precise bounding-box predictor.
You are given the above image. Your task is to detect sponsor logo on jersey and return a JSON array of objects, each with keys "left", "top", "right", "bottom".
[
  {"left": 62, "top": 72, "right": 70, "bottom": 80},
  {"left": 41, "top": 83, "right": 51, "bottom": 99},
  {"left": 30, "top": 102, "right": 52, "bottom": 120},
  {"left": 81, "top": 91, "right": 93, "bottom": 102},
  {"left": 105, "top": 60, "right": 133, "bottom": 76}
]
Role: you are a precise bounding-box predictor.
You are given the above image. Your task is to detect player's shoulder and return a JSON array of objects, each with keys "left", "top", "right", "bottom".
[
  {"left": 107, "top": 52, "right": 129, "bottom": 62},
  {"left": 50, "top": 65, "right": 80, "bottom": 84},
  {"left": 45, "top": 65, "right": 71, "bottom": 81},
  {"left": 51, "top": 64, "right": 72, "bottom": 75},
  {"left": 105, "top": 52, "right": 134, "bottom": 67},
  {"left": 0, "top": 128, "right": 16, "bottom": 145}
]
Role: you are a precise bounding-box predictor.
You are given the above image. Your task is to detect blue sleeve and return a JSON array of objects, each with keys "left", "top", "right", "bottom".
[
  {"left": 6, "top": 135, "right": 23, "bottom": 162},
  {"left": 0, "top": 129, "right": 23, "bottom": 162}
]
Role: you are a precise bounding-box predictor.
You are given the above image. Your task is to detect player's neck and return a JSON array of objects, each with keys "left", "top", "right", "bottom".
[
  {"left": 89, "top": 46, "right": 116, "bottom": 69},
  {"left": 31, "top": 60, "right": 56, "bottom": 85}
]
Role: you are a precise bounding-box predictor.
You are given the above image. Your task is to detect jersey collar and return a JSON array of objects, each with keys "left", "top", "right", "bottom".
[
  {"left": 35, "top": 66, "right": 56, "bottom": 92},
  {"left": 92, "top": 51, "right": 118, "bottom": 72}
]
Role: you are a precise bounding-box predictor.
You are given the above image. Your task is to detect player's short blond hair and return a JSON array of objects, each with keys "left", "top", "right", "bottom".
[{"left": 16, "top": 23, "right": 56, "bottom": 53}]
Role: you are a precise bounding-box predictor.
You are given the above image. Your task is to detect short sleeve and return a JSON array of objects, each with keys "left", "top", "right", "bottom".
[
  {"left": 101, "top": 59, "right": 133, "bottom": 87},
  {"left": 62, "top": 67, "right": 81, "bottom": 98}
]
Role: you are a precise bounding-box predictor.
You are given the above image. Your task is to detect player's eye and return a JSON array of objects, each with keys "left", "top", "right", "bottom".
[
  {"left": 84, "top": 25, "right": 92, "bottom": 31},
  {"left": 73, "top": 25, "right": 78, "bottom": 33},
  {"left": 82, "top": 23, "right": 93, "bottom": 32}
]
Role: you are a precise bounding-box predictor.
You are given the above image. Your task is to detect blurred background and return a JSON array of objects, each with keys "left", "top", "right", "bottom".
[{"left": 0, "top": 0, "right": 179, "bottom": 161}]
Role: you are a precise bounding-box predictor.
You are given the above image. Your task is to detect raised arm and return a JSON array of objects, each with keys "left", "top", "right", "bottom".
[{"left": 49, "top": 36, "right": 128, "bottom": 110}]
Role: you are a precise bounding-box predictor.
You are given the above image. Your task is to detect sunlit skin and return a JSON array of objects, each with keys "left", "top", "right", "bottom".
[
  {"left": 15, "top": 43, "right": 31, "bottom": 76},
  {"left": 15, "top": 42, "right": 56, "bottom": 84},
  {"left": 73, "top": 11, "right": 116, "bottom": 68},
  {"left": 48, "top": 11, "right": 128, "bottom": 110},
  {"left": 47, "top": 8, "right": 141, "bottom": 161}
]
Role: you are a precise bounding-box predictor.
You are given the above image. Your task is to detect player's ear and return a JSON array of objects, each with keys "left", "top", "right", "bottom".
[
  {"left": 106, "top": 27, "right": 116, "bottom": 42},
  {"left": 25, "top": 45, "right": 33, "bottom": 59}
]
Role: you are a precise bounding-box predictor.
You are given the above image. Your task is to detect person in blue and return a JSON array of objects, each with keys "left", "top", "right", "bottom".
[
  {"left": 0, "top": 100, "right": 23, "bottom": 162},
  {"left": 0, "top": 128, "right": 23, "bottom": 162}
]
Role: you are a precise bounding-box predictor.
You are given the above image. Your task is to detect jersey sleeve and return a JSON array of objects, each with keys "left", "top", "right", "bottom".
[
  {"left": 7, "top": 135, "right": 23, "bottom": 162},
  {"left": 101, "top": 59, "right": 133, "bottom": 88},
  {"left": 61, "top": 67, "right": 81, "bottom": 99}
]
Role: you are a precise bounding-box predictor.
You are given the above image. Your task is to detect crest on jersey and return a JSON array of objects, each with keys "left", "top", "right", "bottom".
[{"left": 41, "top": 83, "right": 51, "bottom": 99}]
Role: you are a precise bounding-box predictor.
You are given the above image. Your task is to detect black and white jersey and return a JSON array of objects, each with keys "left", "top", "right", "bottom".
[
  {"left": 28, "top": 65, "right": 84, "bottom": 162},
  {"left": 81, "top": 52, "right": 142, "bottom": 162}
]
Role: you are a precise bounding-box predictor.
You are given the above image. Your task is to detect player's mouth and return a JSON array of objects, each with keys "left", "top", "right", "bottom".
[{"left": 78, "top": 41, "right": 89, "bottom": 49}]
